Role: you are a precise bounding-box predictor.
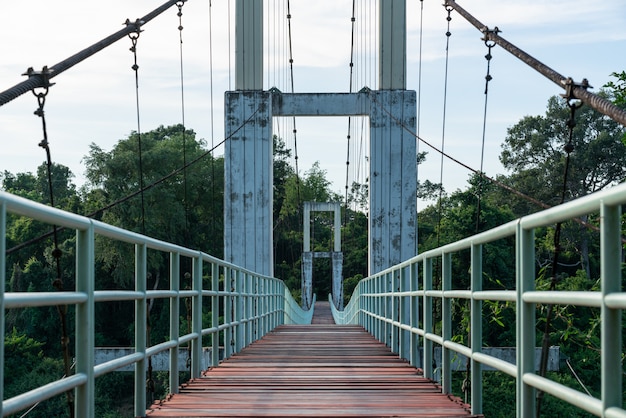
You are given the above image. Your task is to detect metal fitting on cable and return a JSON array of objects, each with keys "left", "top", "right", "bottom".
[
  {"left": 481, "top": 26, "right": 500, "bottom": 42},
  {"left": 561, "top": 77, "right": 591, "bottom": 103},
  {"left": 23, "top": 66, "right": 55, "bottom": 89}
]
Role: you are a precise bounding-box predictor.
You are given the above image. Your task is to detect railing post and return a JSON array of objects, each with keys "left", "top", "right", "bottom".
[
  {"left": 423, "top": 258, "right": 433, "bottom": 379},
  {"left": 399, "top": 266, "right": 411, "bottom": 362},
  {"left": 381, "top": 274, "right": 392, "bottom": 348},
  {"left": 470, "top": 244, "right": 483, "bottom": 415},
  {"left": 441, "top": 252, "right": 452, "bottom": 394},
  {"left": 267, "top": 278, "right": 273, "bottom": 330},
  {"left": 134, "top": 243, "right": 147, "bottom": 418},
  {"left": 368, "top": 279, "right": 373, "bottom": 333},
  {"left": 211, "top": 263, "right": 220, "bottom": 367},
  {"left": 169, "top": 252, "right": 180, "bottom": 394},
  {"left": 258, "top": 278, "right": 265, "bottom": 336},
  {"left": 254, "top": 276, "right": 260, "bottom": 340},
  {"left": 246, "top": 273, "right": 252, "bottom": 346},
  {"left": 278, "top": 279, "right": 286, "bottom": 325},
  {"left": 234, "top": 270, "right": 243, "bottom": 352},
  {"left": 376, "top": 275, "right": 382, "bottom": 342},
  {"left": 601, "top": 202, "right": 622, "bottom": 414},
  {"left": 369, "top": 278, "right": 382, "bottom": 342},
  {"left": 75, "top": 223, "right": 95, "bottom": 417},
  {"left": 516, "top": 222, "right": 535, "bottom": 417},
  {"left": 410, "top": 261, "right": 420, "bottom": 368},
  {"left": 360, "top": 280, "right": 366, "bottom": 330},
  {"left": 390, "top": 271, "right": 397, "bottom": 351},
  {"left": 275, "top": 279, "right": 280, "bottom": 327},
  {"left": 267, "top": 278, "right": 273, "bottom": 331},
  {"left": 191, "top": 255, "right": 203, "bottom": 378},
  {"left": 224, "top": 267, "right": 233, "bottom": 358}
]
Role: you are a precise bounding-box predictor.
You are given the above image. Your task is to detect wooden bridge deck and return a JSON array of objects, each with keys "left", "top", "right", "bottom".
[{"left": 147, "top": 303, "right": 479, "bottom": 417}]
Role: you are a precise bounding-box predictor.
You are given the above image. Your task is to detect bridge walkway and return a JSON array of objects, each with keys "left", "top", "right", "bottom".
[{"left": 146, "top": 303, "right": 479, "bottom": 417}]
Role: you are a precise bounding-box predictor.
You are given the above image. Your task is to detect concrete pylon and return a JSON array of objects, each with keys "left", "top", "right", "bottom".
[
  {"left": 225, "top": 1, "right": 416, "bottom": 278},
  {"left": 302, "top": 202, "right": 343, "bottom": 310}
]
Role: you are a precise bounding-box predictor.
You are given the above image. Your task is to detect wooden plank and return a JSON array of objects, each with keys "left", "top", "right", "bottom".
[{"left": 146, "top": 304, "right": 480, "bottom": 417}]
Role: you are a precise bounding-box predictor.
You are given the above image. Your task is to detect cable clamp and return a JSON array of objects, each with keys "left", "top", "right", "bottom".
[
  {"left": 481, "top": 26, "right": 500, "bottom": 47},
  {"left": 23, "top": 66, "right": 55, "bottom": 90},
  {"left": 125, "top": 18, "right": 144, "bottom": 39},
  {"left": 560, "top": 77, "right": 591, "bottom": 103}
]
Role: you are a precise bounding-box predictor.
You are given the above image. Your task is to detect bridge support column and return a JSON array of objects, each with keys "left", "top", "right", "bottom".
[
  {"left": 271, "top": 90, "right": 417, "bottom": 276},
  {"left": 301, "top": 252, "right": 313, "bottom": 310},
  {"left": 369, "top": 90, "right": 417, "bottom": 273},
  {"left": 224, "top": 91, "right": 273, "bottom": 276},
  {"left": 332, "top": 252, "right": 343, "bottom": 310}
]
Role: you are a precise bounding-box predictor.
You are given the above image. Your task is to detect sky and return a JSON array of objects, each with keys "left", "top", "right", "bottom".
[{"left": 1, "top": 0, "right": 625, "bottom": 209}]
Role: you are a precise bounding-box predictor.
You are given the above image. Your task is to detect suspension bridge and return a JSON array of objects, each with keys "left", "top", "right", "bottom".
[{"left": 1, "top": 1, "right": 626, "bottom": 417}]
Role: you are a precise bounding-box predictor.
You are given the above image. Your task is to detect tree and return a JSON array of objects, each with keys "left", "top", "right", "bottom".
[
  {"left": 83, "top": 124, "right": 223, "bottom": 282},
  {"left": 604, "top": 71, "right": 626, "bottom": 108},
  {"left": 81, "top": 124, "right": 224, "bottom": 345},
  {"left": 499, "top": 94, "right": 626, "bottom": 278},
  {"left": 417, "top": 174, "right": 517, "bottom": 347},
  {"left": 3, "top": 328, "right": 67, "bottom": 416},
  {"left": 500, "top": 94, "right": 626, "bottom": 211}
]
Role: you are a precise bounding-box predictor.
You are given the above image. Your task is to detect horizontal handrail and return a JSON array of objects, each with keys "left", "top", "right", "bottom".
[
  {"left": 2, "top": 374, "right": 87, "bottom": 417},
  {"left": 0, "top": 190, "right": 312, "bottom": 417},
  {"left": 334, "top": 181, "right": 626, "bottom": 417}
]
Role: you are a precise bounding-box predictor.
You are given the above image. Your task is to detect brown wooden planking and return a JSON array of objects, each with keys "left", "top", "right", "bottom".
[
  {"left": 310, "top": 301, "right": 336, "bottom": 324},
  {"left": 147, "top": 303, "right": 480, "bottom": 417}
]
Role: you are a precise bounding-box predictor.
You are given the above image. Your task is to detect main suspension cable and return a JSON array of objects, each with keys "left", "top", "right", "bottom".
[
  {"left": 442, "top": 0, "right": 626, "bottom": 127},
  {"left": 0, "top": 0, "right": 184, "bottom": 107}
]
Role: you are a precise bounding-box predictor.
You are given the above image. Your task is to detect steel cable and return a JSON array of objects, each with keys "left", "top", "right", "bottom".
[{"left": 0, "top": 0, "right": 182, "bottom": 107}]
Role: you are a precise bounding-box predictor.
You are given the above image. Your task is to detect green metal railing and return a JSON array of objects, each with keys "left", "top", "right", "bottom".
[
  {"left": 0, "top": 190, "right": 312, "bottom": 418},
  {"left": 332, "top": 182, "right": 626, "bottom": 417}
]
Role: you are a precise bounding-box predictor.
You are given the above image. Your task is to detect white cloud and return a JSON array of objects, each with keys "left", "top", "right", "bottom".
[{"left": 1, "top": 0, "right": 624, "bottom": 194}]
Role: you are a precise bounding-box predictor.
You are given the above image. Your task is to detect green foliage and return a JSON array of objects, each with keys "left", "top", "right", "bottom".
[
  {"left": 470, "top": 372, "right": 596, "bottom": 418},
  {"left": 604, "top": 71, "right": 626, "bottom": 108},
  {"left": 4, "top": 329, "right": 68, "bottom": 417},
  {"left": 499, "top": 94, "right": 626, "bottom": 215},
  {"left": 342, "top": 275, "right": 360, "bottom": 306},
  {"left": 271, "top": 135, "right": 368, "bottom": 299},
  {"left": 4, "top": 79, "right": 623, "bottom": 417},
  {"left": 418, "top": 89, "right": 626, "bottom": 416},
  {"left": 94, "top": 373, "right": 135, "bottom": 417}
]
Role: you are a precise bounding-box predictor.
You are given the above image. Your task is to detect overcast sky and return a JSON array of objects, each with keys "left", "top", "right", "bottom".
[{"left": 1, "top": 0, "right": 625, "bottom": 208}]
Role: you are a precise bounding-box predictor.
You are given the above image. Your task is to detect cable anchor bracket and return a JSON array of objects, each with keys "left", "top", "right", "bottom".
[
  {"left": 176, "top": 1, "right": 186, "bottom": 30},
  {"left": 125, "top": 18, "right": 145, "bottom": 46},
  {"left": 481, "top": 26, "right": 500, "bottom": 47},
  {"left": 23, "top": 67, "right": 55, "bottom": 113},
  {"left": 22, "top": 66, "right": 55, "bottom": 90},
  {"left": 560, "top": 77, "right": 591, "bottom": 104}
]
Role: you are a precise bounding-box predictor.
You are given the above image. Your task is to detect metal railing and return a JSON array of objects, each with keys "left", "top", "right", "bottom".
[
  {"left": 332, "top": 182, "right": 626, "bottom": 417},
  {"left": 0, "top": 190, "right": 312, "bottom": 418}
]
